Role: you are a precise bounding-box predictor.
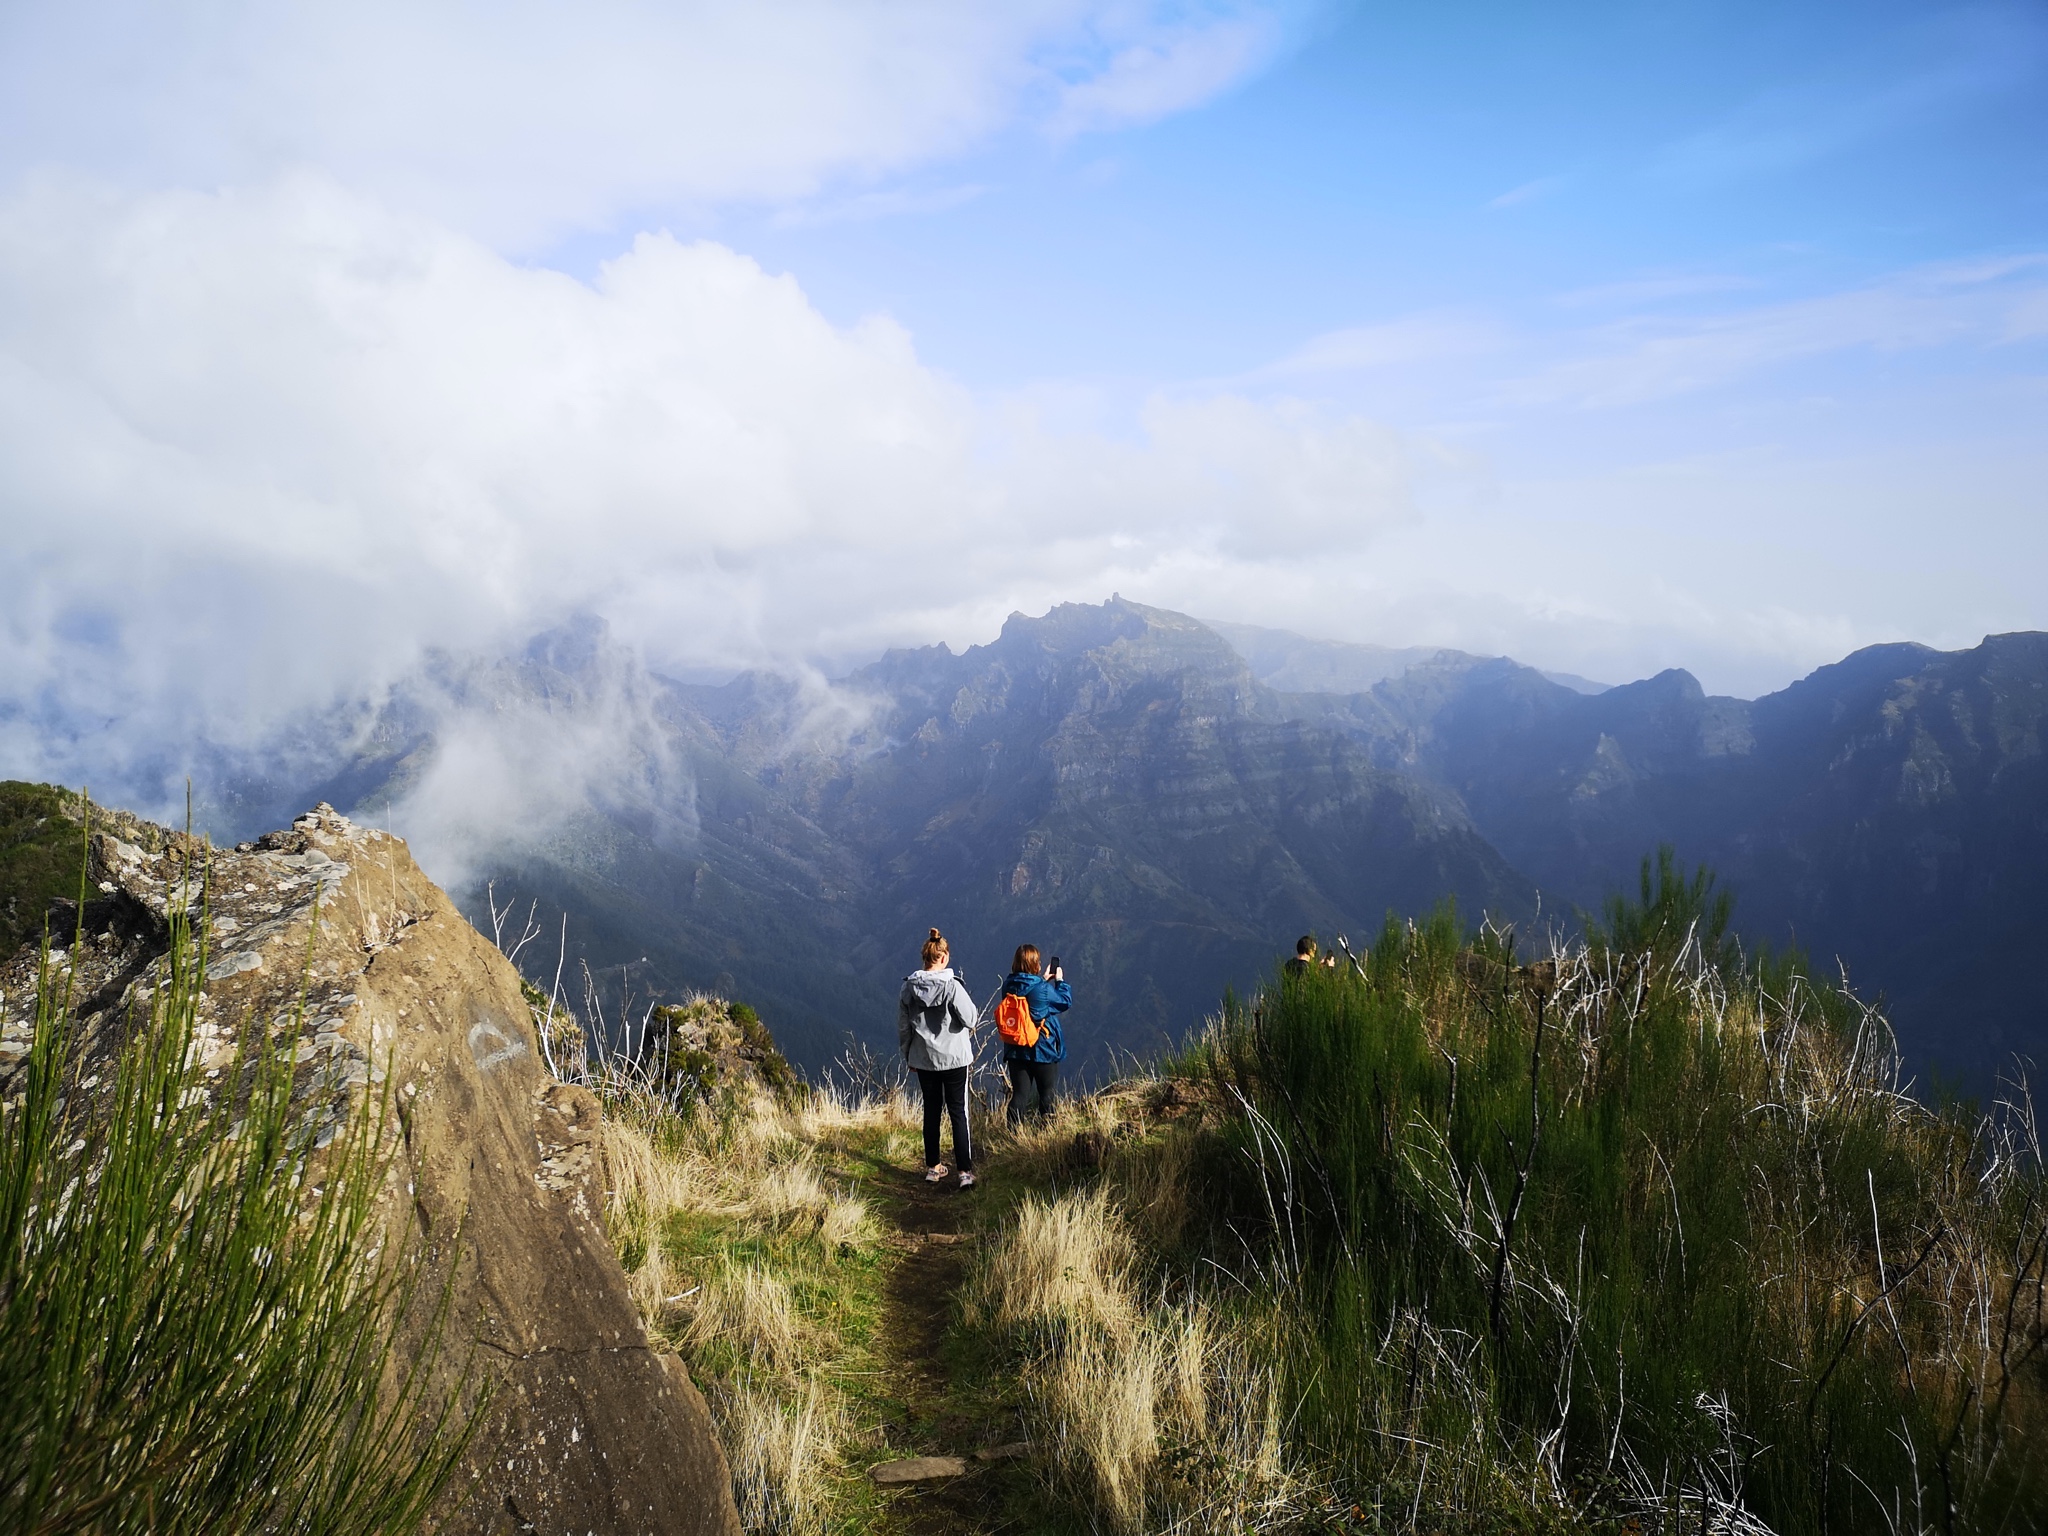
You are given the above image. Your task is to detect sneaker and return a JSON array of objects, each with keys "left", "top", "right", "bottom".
[
  {"left": 957, "top": 1170, "right": 977, "bottom": 1189},
  {"left": 925, "top": 1164, "right": 949, "bottom": 1183}
]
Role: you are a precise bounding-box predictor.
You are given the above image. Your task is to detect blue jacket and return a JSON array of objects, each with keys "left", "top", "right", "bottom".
[{"left": 1000, "top": 971, "right": 1073, "bottom": 1063}]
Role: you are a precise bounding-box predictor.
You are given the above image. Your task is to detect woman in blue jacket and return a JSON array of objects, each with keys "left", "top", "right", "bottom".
[{"left": 1000, "top": 943, "right": 1072, "bottom": 1125}]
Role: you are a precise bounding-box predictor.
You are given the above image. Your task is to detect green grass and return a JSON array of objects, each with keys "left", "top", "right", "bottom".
[
  {"left": 0, "top": 819, "right": 475, "bottom": 1535},
  {"left": 590, "top": 851, "right": 2048, "bottom": 1534},
  {"left": 599, "top": 1076, "right": 1128, "bottom": 1534},
  {"left": 1203, "top": 856, "right": 2048, "bottom": 1533}
]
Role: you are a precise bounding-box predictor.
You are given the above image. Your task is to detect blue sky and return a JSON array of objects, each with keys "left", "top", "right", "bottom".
[
  {"left": 704, "top": 0, "right": 2048, "bottom": 697},
  {"left": 709, "top": 2, "right": 2047, "bottom": 389},
  {"left": 1, "top": 0, "right": 2044, "bottom": 801}
]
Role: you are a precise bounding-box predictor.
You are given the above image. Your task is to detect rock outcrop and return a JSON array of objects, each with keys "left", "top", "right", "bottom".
[
  {"left": 0, "top": 800, "right": 740, "bottom": 1536},
  {"left": 637, "top": 996, "right": 801, "bottom": 1109}
]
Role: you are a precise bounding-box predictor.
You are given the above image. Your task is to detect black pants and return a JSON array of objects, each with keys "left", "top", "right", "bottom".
[
  {"left": 1006, "top": 1059, "right": 1060, "bottom": 1124},
  {"left": 916, "top": 1066, "right": 972, "bottom": 1172}
]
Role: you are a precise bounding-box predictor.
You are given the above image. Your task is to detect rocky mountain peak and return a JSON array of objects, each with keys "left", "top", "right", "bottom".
[{"left": 986, "top": 596, "right": 1260, "bottom": 711}]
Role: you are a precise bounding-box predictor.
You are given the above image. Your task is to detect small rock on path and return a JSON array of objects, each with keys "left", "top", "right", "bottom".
[{"left": 871, "top": 1456, "right": 968, "bottom": 1485}]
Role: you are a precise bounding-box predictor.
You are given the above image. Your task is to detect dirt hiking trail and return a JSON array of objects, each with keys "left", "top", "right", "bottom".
[{"left": 860, "top": 1151, "right": 1038, "bottom": 1536}]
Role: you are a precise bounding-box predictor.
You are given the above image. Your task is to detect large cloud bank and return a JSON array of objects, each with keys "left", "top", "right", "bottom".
[
  {"left": 0, "top": 0, "right": 1387, "bottom": 858},
  {"left": 0, "top": 171, "right": 1408, "bottom": 812},
  {"left": 9, "top": 0, "right": 2037, "bottom": 869},
  {"left": 0, "top": 0, "right": 1307, "bottom": 246}
]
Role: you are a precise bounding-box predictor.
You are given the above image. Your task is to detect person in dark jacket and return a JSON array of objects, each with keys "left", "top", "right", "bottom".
[
  {"left": 1000, "top": 943, "right": 1072, "bottom": 1125},
  {"left": 1284, "top": 935, "right": 1335, "bottom": 976},
  {"left": 899, "top": 928, "right": 978, "bottom": 1187}
]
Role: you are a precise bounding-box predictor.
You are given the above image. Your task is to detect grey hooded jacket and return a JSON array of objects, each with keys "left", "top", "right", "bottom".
[{"left": 898, "top": 969, "right": 977, "bottom": 1072}]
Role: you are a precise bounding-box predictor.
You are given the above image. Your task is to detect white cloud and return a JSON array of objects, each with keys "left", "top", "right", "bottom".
[
  {"left": 375, "top": 633, "right": 701, "bottom": 892},
  {"left": 1045, "top": 6, "right": 1299, "bottom": 136},
  {"left": 0, "top": 0, "right": 1310, "bottom": 247},
  {"left": 0, "top": 172, "right": 1416, "bottom": 808}
]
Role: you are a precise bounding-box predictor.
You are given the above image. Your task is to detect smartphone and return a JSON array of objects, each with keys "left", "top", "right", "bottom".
[{"left": 1049, "top": 956, "right": 1062, "bottom": 979}]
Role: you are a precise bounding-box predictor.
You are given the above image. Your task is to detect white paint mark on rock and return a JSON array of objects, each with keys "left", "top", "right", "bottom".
[{"left": 468, "top": 1019, "right": 527, "bottom": 1074}]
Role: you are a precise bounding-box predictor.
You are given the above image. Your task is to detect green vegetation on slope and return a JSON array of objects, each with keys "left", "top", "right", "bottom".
[
  {"left": 1202, "top": 856, "right": 2048, "bottom": 1532},
  {"left": 588, "top": 850, "right": 2047, "bottom": 1533},
  {"left": 597, "top": 1073, "right": 1039, "bottom": 1534}
]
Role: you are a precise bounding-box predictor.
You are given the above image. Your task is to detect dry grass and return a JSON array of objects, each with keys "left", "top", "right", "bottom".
[
  {"left": 1117, "top": 1122, "right": 1203, "bottom": 1255},
  {"left": 816, "top": 1196, "right": 867, "bottom": 1252},
  {"left": 1160, "top": 1307, "right": 1209, "bottom": 1437},
  {"left": 621, "top": 1229, "right": 681, "bottom": 1325},
  {"left": 988, "top": 1086, "right": 1127, "bottom": 1179},
  {"left": 961, "top": 1185, "right": 1139, "bottom": 1341},
  {"left": 601, "top": 1082, "right": 886, "bottom": 1339},
  {"left": 594, "top": 1076, "right": 908, "bottom": 1534},
  {"left": 1032, "top": 1296, "right": 1304, "bottom": 1534},
  {"left": 965, "top": 1184, "right": 1306, "bottom": 1533},
  {"left": 603, "top": 1114, "right": 695, "bottom": 1223},
  {"left": 1045, "top": 1323, "right": 1160, "bottom": 1525},
  {"left": 685, "top": 1261, "right": 802, "bottom": 1374},
  {"left": 717, "top": 1376, "right": 843, "bottom": 1536},
  {"left": 600, "top": 1045, "right": 1309, "bottom": 1535}
]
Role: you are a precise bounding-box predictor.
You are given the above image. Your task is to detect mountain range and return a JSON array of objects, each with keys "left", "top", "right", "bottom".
[
  {"left": 322, "top": 602, "right": 1532, "bottom": 1074},
  {"left": 92, "top": 597, "right": 2046, "bottom": 1087},
  {"left": 1261, "top": 629, "right": 2047, "bottom": 1083}
]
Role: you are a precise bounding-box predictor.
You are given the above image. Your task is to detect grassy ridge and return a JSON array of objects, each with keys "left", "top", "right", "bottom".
[
  {"left": 594, "top": 1063, "right": 1318, "bottom": 1535},
  {"left": 1206, "top": 856, "right": 2048, "bottom": 1532}
]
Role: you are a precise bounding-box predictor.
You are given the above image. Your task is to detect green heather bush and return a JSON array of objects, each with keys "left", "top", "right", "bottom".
[
  {"left": 0, "top": 840, "right": 473, "bottom": 1534},
  {"left": 1213, "top": 853, "right": 2048, "bottom": 1534}
]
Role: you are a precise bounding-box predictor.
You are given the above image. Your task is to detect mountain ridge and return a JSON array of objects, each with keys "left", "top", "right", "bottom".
[{"left": 21, "top": 600, "right": 2038, "bottom": 1085}]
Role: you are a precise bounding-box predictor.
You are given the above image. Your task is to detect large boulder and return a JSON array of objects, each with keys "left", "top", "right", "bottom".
[{"left": 0, "top": 800, "right": 741, "bottom": 1536}]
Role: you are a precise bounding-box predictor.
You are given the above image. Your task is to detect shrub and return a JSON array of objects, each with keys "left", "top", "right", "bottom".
[{"left": 1218, "top": 877, "right": 2048, "bottom": 1533}]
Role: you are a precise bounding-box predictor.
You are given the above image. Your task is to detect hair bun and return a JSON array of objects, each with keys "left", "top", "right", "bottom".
[{"left": 928, "top": 927, "right": 943, "bottom": 941}]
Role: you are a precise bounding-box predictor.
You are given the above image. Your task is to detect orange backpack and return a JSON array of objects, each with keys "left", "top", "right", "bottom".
[{"left": 995, "top": 991, "right": 1040, "bottom": 1050}]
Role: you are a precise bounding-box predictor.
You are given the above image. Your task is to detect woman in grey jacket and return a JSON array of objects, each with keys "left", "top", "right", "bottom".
[{"left": 898, "top": 928, "right": 979, "bottom": 1187}]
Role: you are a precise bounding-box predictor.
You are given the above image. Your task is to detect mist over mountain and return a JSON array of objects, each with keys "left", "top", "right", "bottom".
[{"left": 1211, "top": 620, "right": 1613, "bottom": 698}]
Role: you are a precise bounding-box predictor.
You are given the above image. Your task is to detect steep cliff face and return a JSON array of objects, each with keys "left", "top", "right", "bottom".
[
  {"left": 0, "top": 800, "right": 740, "bottom": 1536},
  {"left": 812, "top": 601, "right": 1530, "bottom": 1051}
]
